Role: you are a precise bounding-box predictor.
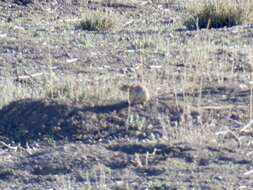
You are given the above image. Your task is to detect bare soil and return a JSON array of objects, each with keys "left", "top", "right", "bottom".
[{"left": 0, "top": 0, "right": 252, "bottom": 189}]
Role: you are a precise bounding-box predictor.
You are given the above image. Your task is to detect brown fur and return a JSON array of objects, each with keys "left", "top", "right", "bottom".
[{"left": 120, "top": 84, "right": 150, "bottom": 105}]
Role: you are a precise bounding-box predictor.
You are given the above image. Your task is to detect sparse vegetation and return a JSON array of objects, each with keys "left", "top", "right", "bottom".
[
  {"left": 76, "top": 12, "right": 115, "bottom": 31},
  {"left": 0, "top": 0, "right": 252, "bottom": 189},
  {"left": 148, "top": 181, "right": 168, "bottom": 190},
  {"left": 184, "top": 0, "right": 253, "bottom": 29}
]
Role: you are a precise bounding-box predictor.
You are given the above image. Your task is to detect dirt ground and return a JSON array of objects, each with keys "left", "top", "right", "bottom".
[{"left": 0, "top": 0, "right": 252, "bottom": 189}]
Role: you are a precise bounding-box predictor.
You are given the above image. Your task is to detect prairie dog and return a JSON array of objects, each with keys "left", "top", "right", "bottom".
[{"left": 120, "top": 84, "right": 150, "bottom": 105}]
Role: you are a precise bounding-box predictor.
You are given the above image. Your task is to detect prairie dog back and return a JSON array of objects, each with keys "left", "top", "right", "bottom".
[{"left": 121, "top": 84, "right": 150, "bottom": 105}]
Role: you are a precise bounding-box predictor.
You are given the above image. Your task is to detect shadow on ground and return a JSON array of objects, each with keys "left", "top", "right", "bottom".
[
  {"left": 0, "top": 99, "right": 131, "bottom": 144},
  {"left": 0, "top": 97, "right": 184, "bottom": 145}
]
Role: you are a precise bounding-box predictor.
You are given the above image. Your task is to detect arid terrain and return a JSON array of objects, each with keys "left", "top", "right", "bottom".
[{"left": 0, "top": 0, "right": 252, "bottom": 189}]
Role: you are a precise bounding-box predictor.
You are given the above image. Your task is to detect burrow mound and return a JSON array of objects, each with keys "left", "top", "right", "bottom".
[
  {"left": 0, "top": 98, "right": 184, "bottom": 145},
  {"left": 0, "top": 86, "right": 250, "bottom": 146}
]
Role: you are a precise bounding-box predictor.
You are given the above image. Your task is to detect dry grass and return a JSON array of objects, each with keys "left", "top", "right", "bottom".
[
  {"left": 75, "top": 12, "right": 117, "bottom": 32},
  {"left": 0, "top": 0, "right": 252, "bottom": 153},
  {"left": 0, "top": 75, "right": 128, "bottom": 108},
  {"left": 0, "top": 1, "right": 253, "bottom": 189},
  {"left": 184, "top": 0, "right": 253, "bottom": 30}
]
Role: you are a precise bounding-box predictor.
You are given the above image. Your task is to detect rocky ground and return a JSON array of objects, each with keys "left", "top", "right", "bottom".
[{"left": 0, "top": 0, "right": 252, "bottom": 189}]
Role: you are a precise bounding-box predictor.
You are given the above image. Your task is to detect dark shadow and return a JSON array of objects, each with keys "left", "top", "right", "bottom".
[
  {"left": 135, "top": 167, "right": 165, "bottom": 177},
  {"left": 176, "top": 86, "right": 251, "bottom": 104},
  {"left": 0, "top": 99, "right": 129, "bottom": 145},
  {"left": 101, "top": 2, "right": 137, "bottom": 9},
  {"left": 217, "top": 156, "right": 252, "bottom": 165},
  {"left": 14, "top": 0, "right": 32, "bottom": 6},
  {"left": 108, "top": 142, "right": 195, "bottom": 162},
  {"left": 81, "top": 101, "right": 129, "bottom": 114}
]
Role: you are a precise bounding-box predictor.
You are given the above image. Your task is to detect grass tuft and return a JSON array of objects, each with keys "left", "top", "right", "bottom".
[
  {"left": 76, "top": 13, "right": 114, "bottom": 31},
  {"left": 184, "top": 1, "right": 253, "bottom": 30}
]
